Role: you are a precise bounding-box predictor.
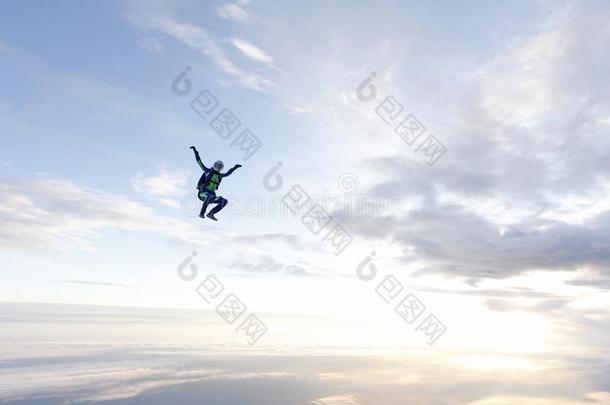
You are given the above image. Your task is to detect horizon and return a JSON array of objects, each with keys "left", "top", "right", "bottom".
[{"left": 2, "top": 0, "right": 610, "bottom": 404}]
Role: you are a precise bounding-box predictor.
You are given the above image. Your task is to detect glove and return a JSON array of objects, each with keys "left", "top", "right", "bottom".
[
  {"left": 235, "top": 164, "right": 242, "bottom": 168},
  {"left": 189, "top": 146, "right": 197, "bottom": 151}
]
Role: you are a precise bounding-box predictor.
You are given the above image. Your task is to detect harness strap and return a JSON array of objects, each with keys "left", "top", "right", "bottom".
[{"left": 207, "top": 173, "right": 221, "bottom": 191}]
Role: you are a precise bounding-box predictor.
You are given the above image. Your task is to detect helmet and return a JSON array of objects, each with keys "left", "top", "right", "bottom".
[{"left": 213, "top": 160, "right": 224, "bottom": 171}]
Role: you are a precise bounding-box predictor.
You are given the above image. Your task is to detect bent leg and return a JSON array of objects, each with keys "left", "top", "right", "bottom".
[
  {"left": 208, "top": 196, "right": 228, "bottom": 215},
  {"left": 199, "top": 191, "right": 216, "bottom": 217}
]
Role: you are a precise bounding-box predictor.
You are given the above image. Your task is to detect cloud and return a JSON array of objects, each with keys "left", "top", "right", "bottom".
[
  {"left": 231, "top": 233, "right": 313, "bottom": 250},
  {"left": 483, "top": 298, "right": 568, "bottom": 313},
  {"left": 231, "top": 38, "right": 275, "bottom": 67},
  {"left": 66, "top": 280, "right": 140, "bottom": 288},
  {"left": 338, "top": 203, "right": 610, "bottom": 279},
  {"left": 565, "top": 278, "right": 610, "bottom": 290},
  {"left": 158, "top": 19, "right": 273, "bottom": 91},
  {"left": 217, "top": 2, "right": 249, "bottom": 22},
  {"left": 309, "top": 395, "right": 362, "bottom": 405},
  {"left": 125, "top": 4, "right": 273, "bottom": 92},
  {"left": 64, "top": 279, "right": 164, "bottom": 290},
  {"left": 2, "top": 330, "right": 610, "bottom": 405},
  {"left": 328, "top": 1, "right": 610, "bottom": 282},
  {"left": 0, "top": 177, "right": 208, "bottom": 251},
  {"left": 286, "top": 105, "right": 313, "bottom": 115},
  {"left": 417, "top": 286, "right": 565, "bottom": 299},
  {"left": 226, "top": 254, "right": 316, "bottom": 277},
  {"left": 131, "top": 165, "right": 190, "bottom": 208}
]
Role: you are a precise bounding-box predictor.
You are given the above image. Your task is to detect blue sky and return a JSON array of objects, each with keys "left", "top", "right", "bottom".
[
  {"left": 2, "top": 1, "right": 610, "bottom": 403},
  {"left": 3, "top": 0, "right": 610, "bottom": 310}
]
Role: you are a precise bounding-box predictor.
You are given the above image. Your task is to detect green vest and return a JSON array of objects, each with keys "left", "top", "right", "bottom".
[{"left": 207, "top": 173, "right": 221, "bottom": 191}]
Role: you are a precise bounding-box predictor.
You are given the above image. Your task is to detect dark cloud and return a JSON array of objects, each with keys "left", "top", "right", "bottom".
[
  {"left": 338, "top": 204, "right": 610, "bottom": 279},
  {"left": 330, "top": 1, "right": 610, "bottom": 286},
  {"left": 565, "top": 278, "right": 610, "bottom": 290}
]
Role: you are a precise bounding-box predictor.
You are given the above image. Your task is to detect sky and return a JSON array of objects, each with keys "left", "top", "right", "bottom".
[{"left": 1, "top": 0, "right": 610, "bottom": 404}]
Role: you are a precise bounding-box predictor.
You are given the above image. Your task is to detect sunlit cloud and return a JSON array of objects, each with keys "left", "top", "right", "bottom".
[
  {"left": 217, "top": 2, "right": 250, "bottom": 22},
  {"left": 131, "top": 165, "right": 190, "bottom": 208},
  {"left": 231, "top": 38, "right": 276, "bottom": 68},
  {"left": 3, "top": 0, "right": 610, "bottom": 403},
  {"left": 0, "top": 177, "right": 207, "bottom": 250}
]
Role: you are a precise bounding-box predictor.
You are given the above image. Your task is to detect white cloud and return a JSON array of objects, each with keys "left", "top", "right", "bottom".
[
  {"left": 217, "top": 3, "right": 249, "bottom": 22},
  {"left": 231, "top": 38, "right": 275, "bottom": 67},
  {"left": 126, "top": 5, "right": 274, "bottom": 93},
  {"left": 138, "top": 35, "right": 165, "bottom": 54},
  {"left": 2, "top": 335, "right": 610, "bottom": 405},
  {"left": 131, "top": 165, "right": 190, "bottom": 208},
  {"left": 479, "top": 30, "right": 568, "bottom": 128},
  {"left": 286, "top": 105, "right": 313, "bottom": 114},
  {"left": 158, "top": 19, "right": 273, "bottom": 91},
  {"left": 0, "top": 177, "right": 208, "bottom": 251},
  {"left": 309, "top": 395, "right": 362, "bottom": 405}
]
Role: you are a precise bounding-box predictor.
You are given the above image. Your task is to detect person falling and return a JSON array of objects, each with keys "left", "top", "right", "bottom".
[{"left": 190, "top": 146, "right": 241, "bottom": 221}]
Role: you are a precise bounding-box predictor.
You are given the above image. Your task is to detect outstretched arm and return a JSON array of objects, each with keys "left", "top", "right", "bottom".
[
  {"left": 190, "top": 146, "right": 208, "bottom": 171},
  {"left": 222, "top": 164, "right": 242, "bottom": 177}
]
